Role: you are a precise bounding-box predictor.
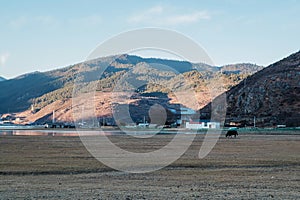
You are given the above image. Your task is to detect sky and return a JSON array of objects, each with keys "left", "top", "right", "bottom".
[{"left": 0, "top": 0, "right": 299, "bottom": 79}]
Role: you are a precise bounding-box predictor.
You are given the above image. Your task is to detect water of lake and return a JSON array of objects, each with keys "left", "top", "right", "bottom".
[{"left": 0, "top": 129, "right": 116, "bottom": 136}]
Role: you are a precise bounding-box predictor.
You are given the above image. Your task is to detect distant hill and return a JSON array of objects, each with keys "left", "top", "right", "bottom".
[
  {"left": 201, "top": 51, "right": 300, "bottom": 127},
  {"left": 221, "top": 63, "right": 264, "bottom": 74},
  {"left": 0, "top": 76, "right": 6, "bottom": 81},
  {"left": 0, "top": 54, "right": 263, "bottom": 124}
]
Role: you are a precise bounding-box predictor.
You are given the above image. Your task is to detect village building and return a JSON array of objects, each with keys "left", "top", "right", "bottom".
[{"left": 185, "top": 120, "right": 221, "bottom": 129}]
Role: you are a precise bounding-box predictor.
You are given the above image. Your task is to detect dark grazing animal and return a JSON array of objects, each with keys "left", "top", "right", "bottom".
[{"left": 226, "top": 130, "right": 238, "bottom": 138}]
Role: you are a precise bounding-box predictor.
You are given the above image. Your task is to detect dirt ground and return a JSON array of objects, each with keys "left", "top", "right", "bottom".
[{"left": 0, "top": 132, "right": 299, "bottom": 199}]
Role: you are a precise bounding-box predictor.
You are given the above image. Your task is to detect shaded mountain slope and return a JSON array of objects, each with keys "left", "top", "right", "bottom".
[{"left": 202, "top": 51, "right": 300, "bottom": 127}]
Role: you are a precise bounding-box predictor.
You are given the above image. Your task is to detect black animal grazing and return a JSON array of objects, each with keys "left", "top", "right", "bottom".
[{"left": 226, "top": 130, "right": 238, "bottom": 138}]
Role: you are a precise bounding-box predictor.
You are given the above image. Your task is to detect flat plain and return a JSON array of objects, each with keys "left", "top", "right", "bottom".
[{"left": 0, "top": 131, "right": 299, "bottom": 199}]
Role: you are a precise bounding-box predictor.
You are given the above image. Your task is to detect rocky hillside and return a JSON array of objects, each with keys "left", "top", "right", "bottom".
[
  {"left": 202, "top": 51, "right": 300, "bottom": 127},
  {"left": 0, "top": 54, "right": 263, "bottom": 124}
]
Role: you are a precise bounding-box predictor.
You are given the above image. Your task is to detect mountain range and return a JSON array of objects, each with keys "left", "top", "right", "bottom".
[
  {"left": 1, "top": 52, "right": 299, "bottom": 127},
  {"left": 0, "top": 54, "right": 262, "bottom": 125}
]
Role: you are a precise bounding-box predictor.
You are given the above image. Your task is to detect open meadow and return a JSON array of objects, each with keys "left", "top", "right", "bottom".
[{"left": 0, "top": 131, "right": 299, "bottom": 199}]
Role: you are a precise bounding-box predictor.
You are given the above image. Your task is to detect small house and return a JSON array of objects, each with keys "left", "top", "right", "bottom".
[{"left": 185, "top": 120, "right": 220, "bottom": 129}]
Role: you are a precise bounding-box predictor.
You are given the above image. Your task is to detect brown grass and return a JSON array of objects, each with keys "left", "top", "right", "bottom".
[{"left": 0, "top": 133, "right": 299, "bottom": 199}]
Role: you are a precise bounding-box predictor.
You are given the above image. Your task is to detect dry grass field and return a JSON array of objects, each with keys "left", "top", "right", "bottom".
[{"left": 0, "top": 132, "right": 299, "bottom": 199}]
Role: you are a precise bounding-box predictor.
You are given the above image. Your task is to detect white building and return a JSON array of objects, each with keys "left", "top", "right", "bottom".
[
  {"left": 138, "top": 123, "right": 149, "bottom": 128},
  {"left": 185, "top": 121, "right": 220, "bottom": 129},
  {"left": 175, "top": 107, "right": 198, "bottom": 125}
]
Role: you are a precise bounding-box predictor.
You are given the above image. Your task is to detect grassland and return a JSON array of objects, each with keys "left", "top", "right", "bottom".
[{"left": 0, "top": 132, "right": 299, "bottom": 199}]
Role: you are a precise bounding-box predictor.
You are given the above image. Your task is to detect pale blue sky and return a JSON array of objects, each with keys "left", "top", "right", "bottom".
[{"left": 0, "top": 0, "right": 299, "bottom": 78}]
